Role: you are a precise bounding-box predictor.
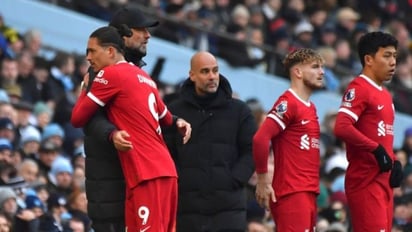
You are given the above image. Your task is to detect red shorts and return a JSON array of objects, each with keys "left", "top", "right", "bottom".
[
  {"left": 270, "top": 192, "right": 317, "bottom": 232},
  {"left": 346, "top": 181, "right": 393, "bottom": 232},
  {"left": 125, "top": 177, "right": 177, "bottom": 232}
]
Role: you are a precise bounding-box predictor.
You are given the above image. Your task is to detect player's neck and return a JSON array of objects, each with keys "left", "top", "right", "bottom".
[{"left": 290, "top": 86, "right": 311, "bottom": 102}]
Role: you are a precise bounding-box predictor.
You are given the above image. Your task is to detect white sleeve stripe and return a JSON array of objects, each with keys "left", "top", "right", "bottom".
[
  {"left": 158, "top": 107, "right": 168, "bottom": 119},
  {"left": 338, "top": 108, "right": 358, "bottom": 121},
  {"left": 267, "top": 113, "right": 286, "bottom": 130},
  {"left": 87, "top": 92, "right": 105, "bottom": 107}
]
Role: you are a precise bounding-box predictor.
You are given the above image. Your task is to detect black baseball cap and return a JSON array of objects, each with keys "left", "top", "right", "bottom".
[{"left": 109, "top": 6, "right": 159, "bottom": 29}]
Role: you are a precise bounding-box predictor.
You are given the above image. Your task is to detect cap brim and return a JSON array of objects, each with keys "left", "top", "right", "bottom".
[{"left": 132, "top": 20, "right": 159, "bottom": 28}]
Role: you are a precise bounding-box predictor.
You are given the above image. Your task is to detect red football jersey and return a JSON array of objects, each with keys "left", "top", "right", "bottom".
[
  {"left": 255, "top": 89, "right": 320, "bottom": 198},
  {"left": 87, "top": 62, "right": 177, "bottom": 188},
  {"left": 336, "top": 75, "right": 394, "bottom": 193}
]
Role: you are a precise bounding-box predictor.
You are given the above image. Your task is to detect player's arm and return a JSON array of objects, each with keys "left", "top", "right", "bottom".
[
  {"left": 253, "top": 117, "right": 282, "bottom": 209},
  {"left": 334, "top": 112, "right": 378, "bottom": 150},
  {"left": 82, "top": 69, "right": 118, "bottom": 143},
  {"left": 71, "top": 91, "right": 100, "bottom": 128},
  {"left": 334, "top": 111, "right": 392, "bottom": 172}
]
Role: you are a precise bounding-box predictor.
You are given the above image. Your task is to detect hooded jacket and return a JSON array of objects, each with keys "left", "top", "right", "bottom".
[{"left": 163, "top": 75, "right": 257, "bottom": 230}]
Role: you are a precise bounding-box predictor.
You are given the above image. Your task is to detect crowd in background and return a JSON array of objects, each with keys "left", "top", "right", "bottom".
[{"left": 0, "top": 0, "right": 411, "bottom": 231}]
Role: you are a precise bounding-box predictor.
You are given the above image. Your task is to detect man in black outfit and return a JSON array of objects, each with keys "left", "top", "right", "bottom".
[{"left": 82, "top": 6, "right": 159, "bottom": 232}]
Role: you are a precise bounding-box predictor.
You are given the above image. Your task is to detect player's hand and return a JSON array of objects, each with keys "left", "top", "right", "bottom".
[
  {"left": 255, "top": 173, "right": 276, "bottom": 210},
  {"left": 113, "top": 130, "right": 133, "bottom": 151},
  {"left": 372, "top": 144, "right": 393, "bottom": 172},
  {"left": 176, "top": 118, "right": 191, "bottom": 144},
  {"left": 81, "top": 73, "right": 89, "bottom": 90}
]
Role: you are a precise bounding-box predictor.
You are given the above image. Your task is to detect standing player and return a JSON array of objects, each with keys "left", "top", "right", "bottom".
[
  {"left": 71, "top": 26, "right": 191, "bottom": 232},
  {"left": 334, "top": 31, "right": 403, "bottom": 231},
  {"left": 253, "top": 48, "right": 324, "bottom": 231}
]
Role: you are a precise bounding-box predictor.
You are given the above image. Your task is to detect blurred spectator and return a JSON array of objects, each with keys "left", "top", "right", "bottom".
[
  {"left": 36, "top": 141, "right": 60, "bottom": 179},
  {"left": 0, "top": 212, "right": 12, "bottom": 232},
  {"left": 247, "top": 27, "right": 267, "bottom": 72},
  {"left": 307, "top": 7, "right": 328, "bottom": 44},
  {"left": 41, "top": 123, "right": 65, "bottom": 150},
  {"left": 333, "top": 38, "right": 361, "bottom": 80},
  {"left": 0, "top": 58, "right": 22, "bottom": 104},
  {"left": 66, "top": 188, "right": 88, "bottom": 217},
  {"left": 0, "top": 187, "right": 17, "bottom": 218},
  {"left": 334, "top": 7, "right": 360, "bottom": 41},
  {"left": 0, "top": 104, "right": 16, "bottom": 125},
  {"left": 16, "top": 50, "right": 35, "bottom": 84},
  {"left": 20, "top": 57, "right": 55, "bottom": 106},
  {"left": 265, "top": 27, "right": 290, "bottom": 78},
  {"left": 215, "top": 0, "right": 232, "bottom": 32},
  {"left": 71, "top": 144, "right": 84, "bottom": 170},
  {"left": 218, "top": 24, "right": 264, "bottom": 68},
  {"left": 317, "top": 47, "right": 340, "bottom": 92},
  {"left": 22, "top": 29, "right": 42, "bottom": 58},
  {"left": 19, "top": 126, "right": 41, "bottom": 160},
  {"left": 319, "top": 23, "right": 338, "bottom": 47},
  {"left": 38, "top": 192, "right": 68, "bottom": 232},
  {"left": 152, "top": 3, "right": 185, "bottom": 44},
  {"left": 46, "top": 156, "right": 73, "bottom": 197},
  {"left": 196, "top": 0, "right": 219, "bottom": 52},
  {"left": 32, "top": 102, "right": 53, "bottom": 133},
  {"left": 0, "top": 139, "right": 13, "bottom": 166},
  {"left": 49, "top": 51, "right": 76, "bottom": 103},
  {"left": 388, "top": 49, "right": 412, "bottom": 115},
  {"left": 17, "top": 159, "right": 39, "bottom": 185},
  {"left": 292, "top": 20, "right": 316, "bottom": 49},
  {"left": 24, "top": 194, "right": 45, "bottom": 218},
  {"left": 0, "top": 14, "right": 20, "bottom": 58},
  {"left": 0, "top": 118, "right": 15, "bottom": 145}
]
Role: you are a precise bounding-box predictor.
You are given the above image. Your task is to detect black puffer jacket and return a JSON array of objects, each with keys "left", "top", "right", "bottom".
[
  {"left": 163, "top": 75, "right": 257, "bottom": 231},
  {"left": 83, "top": 110, "right": 125, "bottom": 222}
]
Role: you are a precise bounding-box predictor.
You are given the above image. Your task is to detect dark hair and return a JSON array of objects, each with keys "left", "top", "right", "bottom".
[
  {"left": 357, "top": 31, "right": 398, "bottom": 67},
  {"left": 89, "top": 26, "right": 125, "bottom": 54}
]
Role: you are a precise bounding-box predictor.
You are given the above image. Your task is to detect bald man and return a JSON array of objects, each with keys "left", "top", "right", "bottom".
[{"left": 163, "top": 51, "right": 257, "bottom": 231}]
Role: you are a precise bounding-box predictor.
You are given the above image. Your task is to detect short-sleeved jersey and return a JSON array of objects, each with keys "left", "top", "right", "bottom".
[
  {"left": 267, "top": 89, "right": 320, "bottom": 198},
  {"left": 87, "top": 62, "right": 177, "bottom": 188},
  {"left": 337, "top": 75, "right": 394, "bottom": 193}
]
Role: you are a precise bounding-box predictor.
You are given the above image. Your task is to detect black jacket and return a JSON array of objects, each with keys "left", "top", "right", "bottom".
[
  {"left": 83, "top": 110, "right": 125, "bottom": 222},
  {"left": 163, "top": 75, "right": 257, "bottom": 231}
]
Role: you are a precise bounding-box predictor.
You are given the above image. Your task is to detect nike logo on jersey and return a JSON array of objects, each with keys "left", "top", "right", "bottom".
[
  {"left": 301, "top": 120, "right": 310, "bottom": 125},
  {"left": 377, "top": 105, "right": 384, "bottom": 110},
  {"left": 140, "top": 226, "right": 151, "bottom": 232}
]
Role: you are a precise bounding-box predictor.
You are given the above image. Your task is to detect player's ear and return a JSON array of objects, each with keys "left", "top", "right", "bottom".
[{"left": 364, "top": 54, "right": 373, "bottom": 66}]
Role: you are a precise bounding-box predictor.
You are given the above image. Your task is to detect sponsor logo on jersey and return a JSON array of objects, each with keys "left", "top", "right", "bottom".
[
  {"left": 300, "top": 134, "right": 319, "bottom": 150},
  {"left": 94, "top": 70, "right": 109, "bottom": 85},
  {"left": 377, "top": 121, "right": 394, "bottom": 136},
  {"left": 93, "top": 77, "right": 109, "bottom": 85}
]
